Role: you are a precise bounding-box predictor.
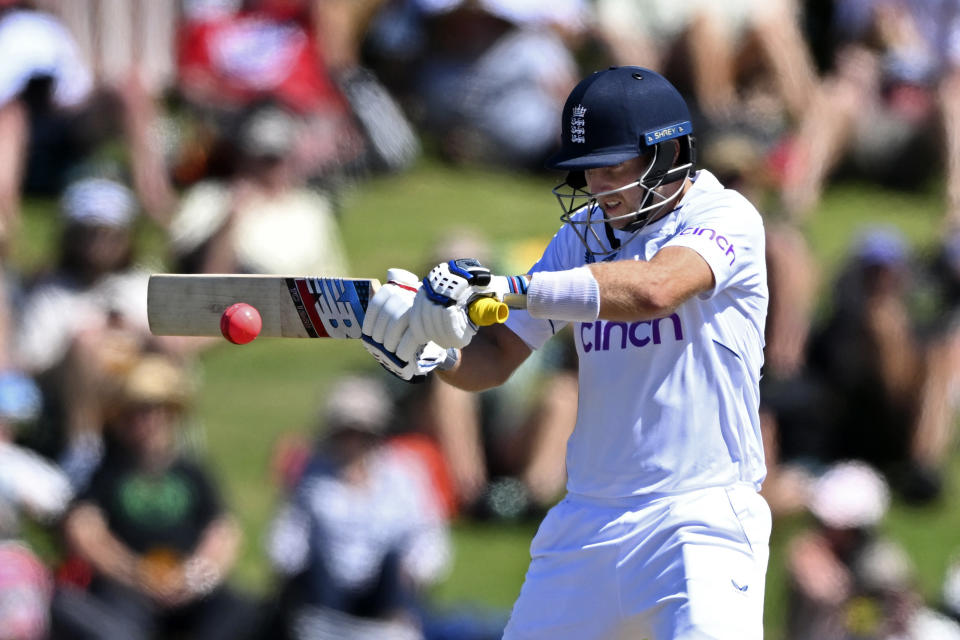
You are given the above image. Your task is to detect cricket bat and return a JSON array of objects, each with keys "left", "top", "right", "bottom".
[{"left": 147, "top": 274, "right": 526, "bottom": 339}]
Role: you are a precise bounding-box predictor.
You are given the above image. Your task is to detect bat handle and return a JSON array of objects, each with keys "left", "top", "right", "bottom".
[{"left": 468, "top": 297, "right": 509, "bottom": 326}]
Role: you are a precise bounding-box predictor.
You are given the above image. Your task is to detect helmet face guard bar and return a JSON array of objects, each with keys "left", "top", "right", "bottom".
[{"left": 552, "top": 140, "right": 694, "bottom": 258}]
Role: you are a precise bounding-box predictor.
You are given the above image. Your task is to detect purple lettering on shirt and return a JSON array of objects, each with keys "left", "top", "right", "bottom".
[
  {"left": 629, "top": 321, "right": 651, "bottom": 346},
  {"left": 677, "top": 226, "right": 737, "bottom": 265},
  {"left": 579, "top": 314, "right": 684, "bottom": 352},
  {"left": 602, "top": 322, "right": 628, "bottom": 350}
]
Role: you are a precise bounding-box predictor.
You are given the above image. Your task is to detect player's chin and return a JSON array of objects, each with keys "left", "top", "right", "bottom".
[{"left": 604, "top": 213, "right": 633, "bottom": 230}]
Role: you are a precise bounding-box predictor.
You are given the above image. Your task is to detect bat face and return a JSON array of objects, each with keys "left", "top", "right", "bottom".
[{"left": 148, "top": 274, "right": 381, "bottom": 339}]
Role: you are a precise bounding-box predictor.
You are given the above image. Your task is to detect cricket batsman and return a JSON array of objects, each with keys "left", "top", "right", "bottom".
[{"left": 362, "top": 66, "right": 771, "bottom": 639}]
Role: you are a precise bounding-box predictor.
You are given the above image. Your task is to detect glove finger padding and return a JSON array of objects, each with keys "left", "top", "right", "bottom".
[
  {"left": 362, "top": 268, "right": 441, "bottom": 383},
  {"left": 362, "top": 335, "right": 445, "bottom": 383},
  {"left": 394, "top": 328, "right": 421, "bottom": 364},
  {"left": 362, "top": 268, "right": 420, "bottom": 346},
  {"left": 374, "top": 291, "right": 413, "bottom": 350},
  {"left": 409, "top": 289, "right": 476, "bottom": 350}
]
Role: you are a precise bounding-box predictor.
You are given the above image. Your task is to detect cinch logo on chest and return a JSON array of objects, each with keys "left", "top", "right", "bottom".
[
  {"left": 678, "top": 226, "right": 736, "bottom": 265},
  {"left": 581, "top": 314, "right": 683, "bottom": 352}
]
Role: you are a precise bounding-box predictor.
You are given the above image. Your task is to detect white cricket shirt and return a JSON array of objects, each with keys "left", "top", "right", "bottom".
[{"left": 506, "top": 170, "right": 768, "bottom": 498}]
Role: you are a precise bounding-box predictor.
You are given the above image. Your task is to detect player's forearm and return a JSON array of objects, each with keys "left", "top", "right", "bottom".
[
  {"left": 589, "top": 261, "right": 679, "bottom": 321},
  {"left": 589, "top": 247, "right": 713, "bottom": 321},
  {"left": 438, "top": 323, "right": 530, "bottom": 392}
]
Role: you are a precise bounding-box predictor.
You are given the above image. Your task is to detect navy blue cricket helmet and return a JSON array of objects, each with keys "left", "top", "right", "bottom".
[{"left": 546, "top": 67, "right": 696, "bottom": 257}]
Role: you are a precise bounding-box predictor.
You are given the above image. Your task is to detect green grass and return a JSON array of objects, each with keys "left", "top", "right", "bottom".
[{"left": 17, "top": 160, "right": 957, "bottom": 639}]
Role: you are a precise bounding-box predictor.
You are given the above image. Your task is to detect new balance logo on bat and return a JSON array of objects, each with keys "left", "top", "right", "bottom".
[
  {"left": 287, "top": 277, "right": 373, "bottom": 339},
  {"left": 580, "top": 314, "right": 683, "bottom": 352}
]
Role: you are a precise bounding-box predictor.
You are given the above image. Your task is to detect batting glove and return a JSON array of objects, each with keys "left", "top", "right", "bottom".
[
  {"left": 362, "top": 268, "right": 452, "bottom": 383},
  {"left": 410, "top": 258, "right": 510, "bottom": 349}
]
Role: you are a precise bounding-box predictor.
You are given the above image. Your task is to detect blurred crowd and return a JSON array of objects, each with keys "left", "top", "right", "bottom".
[{"left": 2, "top": 0, "right": 960, "bottom": 638}]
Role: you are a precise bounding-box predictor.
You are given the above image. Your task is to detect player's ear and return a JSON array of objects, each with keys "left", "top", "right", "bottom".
[{"left": 668, "top": 139, "right": 681, "bottom": 166}]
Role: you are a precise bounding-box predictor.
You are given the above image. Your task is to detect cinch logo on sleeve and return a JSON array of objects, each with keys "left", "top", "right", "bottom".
[
  {"left": 678, "top": 226, "right": 736, "bottom": 265},
  {"left": 581, "top": 314, "right": 683, "bottom": 352}
]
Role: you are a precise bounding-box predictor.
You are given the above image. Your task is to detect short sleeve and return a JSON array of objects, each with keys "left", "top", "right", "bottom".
[{"left": 664, "top": 199, "right": 765, "bottom": 299}]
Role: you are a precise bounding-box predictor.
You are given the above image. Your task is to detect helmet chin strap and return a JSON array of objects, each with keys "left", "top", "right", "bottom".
[{"left": 603, "top": 219, "right": 621, "bottom": 250}]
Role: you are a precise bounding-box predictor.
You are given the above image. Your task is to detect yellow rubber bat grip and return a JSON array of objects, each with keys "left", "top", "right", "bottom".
[{"left": 468, "top": 297, "right": 509, "bottom": 326}]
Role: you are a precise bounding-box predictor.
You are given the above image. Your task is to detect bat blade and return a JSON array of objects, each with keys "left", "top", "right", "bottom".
[{"left": 148, "top": 274, "right": 380, "bottom": 339}]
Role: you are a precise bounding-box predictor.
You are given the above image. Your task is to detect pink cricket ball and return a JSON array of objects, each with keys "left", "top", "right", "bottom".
[{"left": 220, "top": 302, "right": 262, "bottom": 345}]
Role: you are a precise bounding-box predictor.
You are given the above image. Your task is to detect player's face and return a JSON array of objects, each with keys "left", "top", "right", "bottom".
[{"left": 584, "top": 156, "right": 648, "bottom": 229}]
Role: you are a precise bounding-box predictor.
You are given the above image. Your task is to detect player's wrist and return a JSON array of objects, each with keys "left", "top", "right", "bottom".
[
  {"left": 527, "top": 267, "right": 600, "bottom": 322},
  {"left": 437, "top": 347, "right": 460, "bottom": 371}
]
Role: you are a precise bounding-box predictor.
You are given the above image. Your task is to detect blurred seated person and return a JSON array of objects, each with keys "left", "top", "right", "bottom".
[
  {"left": 267, "top": 375, "right": 453, "bottom": 640},
  {"left": 175, "top": 0, "right": 417, "bottom": 185},
  {"left": 389, "top": 233, "right": 578, "bottom": 518},
  {"left": 905, "top": 228, "right": 960, "bottom": 498},
  {"left": 786, "top": 461, "right": 960, "bottom": 640},
  {"left": 0, "top": 371, "right": 72, "bottom": 640},
  {"left": 801, "top": 228, "right": 954, "bottom": 501},
  {"left": 594, "top": 0, "right": 817, "bottom": 125},
  {"left": 370, "top": 0, "right": 587, "bottom": 168},
  {"left": 0, "top": 0, "right": 93, "bottom": 246},
  {"left": 13, "top": 178, "right": 155, "bottom": 470},
  {"left": 55, "top": 353, "right": 257, "bottom": 640},
  {"left": 167, "top": 104, "right": 349, "bottom": 276},
  {"left": 0, "top": 0, "right": 180, "bottom": 232},
  {"left": 404, "top": 331, "right": 578, "bottom": 520},
  {"left": 779, "top": 0, "right": 960, "bottom": 222}
]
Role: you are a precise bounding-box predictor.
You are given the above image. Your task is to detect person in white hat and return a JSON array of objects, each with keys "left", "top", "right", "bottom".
[
  {"left": 13, "top": 177, "right": 155, "bottom": 476},
  {"left": 784, "top": 461, "right": 960, "bottom": 640}
]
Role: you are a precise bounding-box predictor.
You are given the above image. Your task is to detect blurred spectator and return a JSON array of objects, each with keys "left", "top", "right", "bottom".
[
  {"left": 35, "top": 0, "right": 182, "bottom": 219},
  {"left": 0, "top": 371, "right": 72, "bottom": 640},
  {"left": 761, "top": 227, "right": 960, "bottom": 511},
  {"left": 367, "top": 0, "right": 587, "bottom": 169},
  {"left": 406, "top": 335, "right": 577, "bottom": 520},
  {"left": 268, "top": 375, "right": 506, "bottom": 640},
  {"left": 594, "top": 0, "right": 818, "bottom": 125},
  {"left": 786, "top": 461, "right": 960, "bottom": 640},
  {"left": 797, "top": 228, "right": 957, "bottom": 501},
  {"left": 39, "top": 0, "right": 178, "bottom": 95},
  {"left": 778, "top": 0, "right": 960, "bottom": 223},
  {"left": 53, "top": 353, "right": 258, "bottom": 640},
  {"left": 393, "top": 233, "right": 577, "bottom": 518},
  {"left": 756, "top": 222, "right": 822, "bottom": 517},
  {"left": 0, "top": 0, "right": 183, "bottom": 228},
  {"left": 12, "top": 177, "right": 182, "bottom": 479},
  {"left": 0, "top": 0, "right": 94, "bottom": 247},
  {"left": 174, "top": 0, "right": 417, "bottom": 189},
  {"left": 167, "top": 104, "right": 350, "bottom": 276},
  {"left": 905, "top": 229, "right": 960, "bottom": 497}
]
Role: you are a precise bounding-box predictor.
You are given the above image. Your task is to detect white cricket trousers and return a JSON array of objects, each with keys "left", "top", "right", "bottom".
[{"left": 502, "top": 484, "right": 771, "bottom": 640}]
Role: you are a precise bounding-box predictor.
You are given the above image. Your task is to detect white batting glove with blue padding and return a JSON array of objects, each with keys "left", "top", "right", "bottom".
[
  {"left": 364, "top": 337, "right": 450, "bottom": 383},
  {"left": 407, "top": 258, "right": 491, "bottom": 349},
  {"left": 361, "top": 268, "right": 453, "bottom": 383}
]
